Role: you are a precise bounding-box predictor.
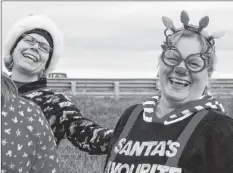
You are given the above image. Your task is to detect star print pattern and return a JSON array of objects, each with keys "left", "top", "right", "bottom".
[
  {"left": 1, "top": 96, "right": 61, "bottom": 173},
  {"left": 19, "top": 79, "right": 113, "bottom": 155}
]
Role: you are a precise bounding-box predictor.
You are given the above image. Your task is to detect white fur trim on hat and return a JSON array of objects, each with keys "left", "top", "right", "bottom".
[{"left": 3, "top": 14, "right": 63, "bottom": 74}]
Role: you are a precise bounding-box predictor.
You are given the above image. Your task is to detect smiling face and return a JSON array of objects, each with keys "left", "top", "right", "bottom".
[
  {"left": 12, "top": 33, "right": 50, "bottom": 76},
  {"left": 159, "top": 36, "right": 209, "bottom": 105}
]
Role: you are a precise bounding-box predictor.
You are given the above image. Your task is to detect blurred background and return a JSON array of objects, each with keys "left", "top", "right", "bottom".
[{"left": 2, "top": 1, "right": 233, "bottom": 78}]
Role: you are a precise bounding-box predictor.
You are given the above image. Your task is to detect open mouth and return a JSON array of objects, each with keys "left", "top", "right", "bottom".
[
  {"left": 169, "top": 77, "right": 191, "bottom": 87},
  {"left": 22, "top": 53, "right": 39, "bottom": 63}
]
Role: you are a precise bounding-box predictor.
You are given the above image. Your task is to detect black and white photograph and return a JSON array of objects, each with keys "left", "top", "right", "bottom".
[{"left": 1, "top": 1, "right": 233, "bottom": 173}]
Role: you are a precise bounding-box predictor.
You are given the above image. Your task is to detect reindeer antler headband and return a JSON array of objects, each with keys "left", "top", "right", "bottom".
[{"left": 161, "top": 10, "right": 225, "bottom": 49}]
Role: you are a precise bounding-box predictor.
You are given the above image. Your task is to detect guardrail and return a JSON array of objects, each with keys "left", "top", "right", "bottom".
[{"left": 47, "top": 78, "right": 233, "bottom": 99}]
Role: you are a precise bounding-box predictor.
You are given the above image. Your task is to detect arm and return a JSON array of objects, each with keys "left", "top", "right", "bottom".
[
  {"left": 51, "top": 93, "right": 114, "bottom": 155},
  {"left": 205, "top": 115, "right": 233, "bottom": 173}
]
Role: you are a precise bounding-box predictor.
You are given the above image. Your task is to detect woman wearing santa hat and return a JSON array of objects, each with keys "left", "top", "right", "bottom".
[{"left": 3, "top": 14, "right": 113, "bottom": 155}]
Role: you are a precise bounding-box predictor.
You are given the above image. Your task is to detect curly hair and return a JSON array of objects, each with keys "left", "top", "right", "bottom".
[{"left": 160, "top": 29, "right": 217, "bottom": 77}]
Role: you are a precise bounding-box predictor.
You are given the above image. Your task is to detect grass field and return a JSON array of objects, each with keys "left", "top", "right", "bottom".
[{"left": 57, "top": 95, "right": 233, "bottom": 173}]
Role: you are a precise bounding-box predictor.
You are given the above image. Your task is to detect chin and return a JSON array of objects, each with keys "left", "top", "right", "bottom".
[
  {"left": 19, "top": 65, "right": 36, "bottom": 73},
  {"left": 17, "top": 65, "right": 38, "bottom": 76},
  {"left": 164, "top": 83, "right": 190, "bottom": 101},
  {"left": 166, "top": 91, "right": 190, "bottom": 103}
]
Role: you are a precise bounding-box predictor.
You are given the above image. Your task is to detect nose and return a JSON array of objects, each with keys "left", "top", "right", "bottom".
[
  {"left": 174, "top": 66, "right": 188, "bottom": 75},
  {"left": 30, "top": 43, "right": 40, "bottom": 53},
  {"left": 174, "top": 61, "right": 188, "bottom": 75}
]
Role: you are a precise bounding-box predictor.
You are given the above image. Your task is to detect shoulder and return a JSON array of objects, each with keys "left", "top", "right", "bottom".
[
  {"left": 2, "top": 96, "right": 49, "bottom": 134},
  {"left": 23, "top": 88, "right": 75, "bottom": 104},
  {"left": 205, "top": 109, "right": 233, "bottom": 124},
  {"left": 115, "top": 104, "right": 142, "bottom": 129},
  {"left": 21, "top": 88, "right": 53, "bottom": 103},
  {"left": 202, "top": 109, "right": 233, "bottom": 138},
  {"left": 18, "top": 96, "right": 53, "bottom": 132},
  {"left": 16, "top": 96, "right": 47, "bottom": 120},
  {"left": 44, "top": 90, "right": 77, "bottom": 105},
  {"left": 121, "top": 104, "right": 141, "bottom": 119},
  {"left": 8, "top": 96, "right": 42, "bottom": 112},
  {"left": 53, "top": 91, "right": 76, "bottom": 102}
]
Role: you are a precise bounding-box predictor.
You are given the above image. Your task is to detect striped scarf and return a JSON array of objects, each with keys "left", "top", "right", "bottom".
[{"left": 143, "top": 92, "right": 225, "bottom": 125}]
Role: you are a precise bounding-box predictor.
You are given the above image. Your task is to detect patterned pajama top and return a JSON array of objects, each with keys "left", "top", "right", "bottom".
[
  {"left": 15, "top": 78, "right": 113, "bottom": 155},
  {"left": 1, "top": 96, "right": 61, "bottom": 173}
]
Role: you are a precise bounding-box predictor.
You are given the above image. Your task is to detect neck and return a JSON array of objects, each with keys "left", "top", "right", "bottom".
[
  {"left": 156, "top": 96, "right": 178, "bottom": 119},
  {"left": 11, "top": 68, "right": 39, "bottom": 83}
]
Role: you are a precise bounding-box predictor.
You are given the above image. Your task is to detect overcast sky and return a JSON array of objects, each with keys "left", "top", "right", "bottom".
[{"left": 2, "top": 1, "right": 233, "bottom": 78}]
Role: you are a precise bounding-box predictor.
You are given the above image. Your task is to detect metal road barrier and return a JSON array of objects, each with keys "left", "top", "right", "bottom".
[{"left": 47, "top": 78, "right": 233, "bottom": 99}]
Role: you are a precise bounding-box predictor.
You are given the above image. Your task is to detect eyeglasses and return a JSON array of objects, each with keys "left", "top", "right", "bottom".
[
  {"left": 22, "top": 34, "right": 52, "bottom": 53},
  {"left": 161, "top": 46, "right": 211, "bottom": 73}
]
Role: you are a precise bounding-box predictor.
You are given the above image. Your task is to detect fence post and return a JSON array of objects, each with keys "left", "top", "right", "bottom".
[
  {"left": 71, "top": 81, "right": 76, "bottom": 95},
  {"left": 114, "top": 81, "right": 120, "bottom": 100}
]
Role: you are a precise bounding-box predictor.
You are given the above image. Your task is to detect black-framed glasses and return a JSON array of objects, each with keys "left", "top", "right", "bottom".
[
  {"left": 161, "top": 46, "right": 210, "bottom": 73},
  {"left": 22, "top": 34, "right": 52, "bottom": 53}
]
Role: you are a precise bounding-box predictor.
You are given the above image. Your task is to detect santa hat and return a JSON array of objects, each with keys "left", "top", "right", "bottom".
[{"left": 3, "top": 14, "right": 63, "bottom": 74}]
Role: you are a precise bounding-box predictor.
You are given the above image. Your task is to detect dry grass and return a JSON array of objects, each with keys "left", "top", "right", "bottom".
[{"left": 57, "top": 95, "right": 233, "bottom": 173}]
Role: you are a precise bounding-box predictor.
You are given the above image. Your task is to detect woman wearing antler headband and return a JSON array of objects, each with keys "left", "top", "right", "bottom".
[{"left": 104, "top": 11, "right": 233, "bottom": 173}]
